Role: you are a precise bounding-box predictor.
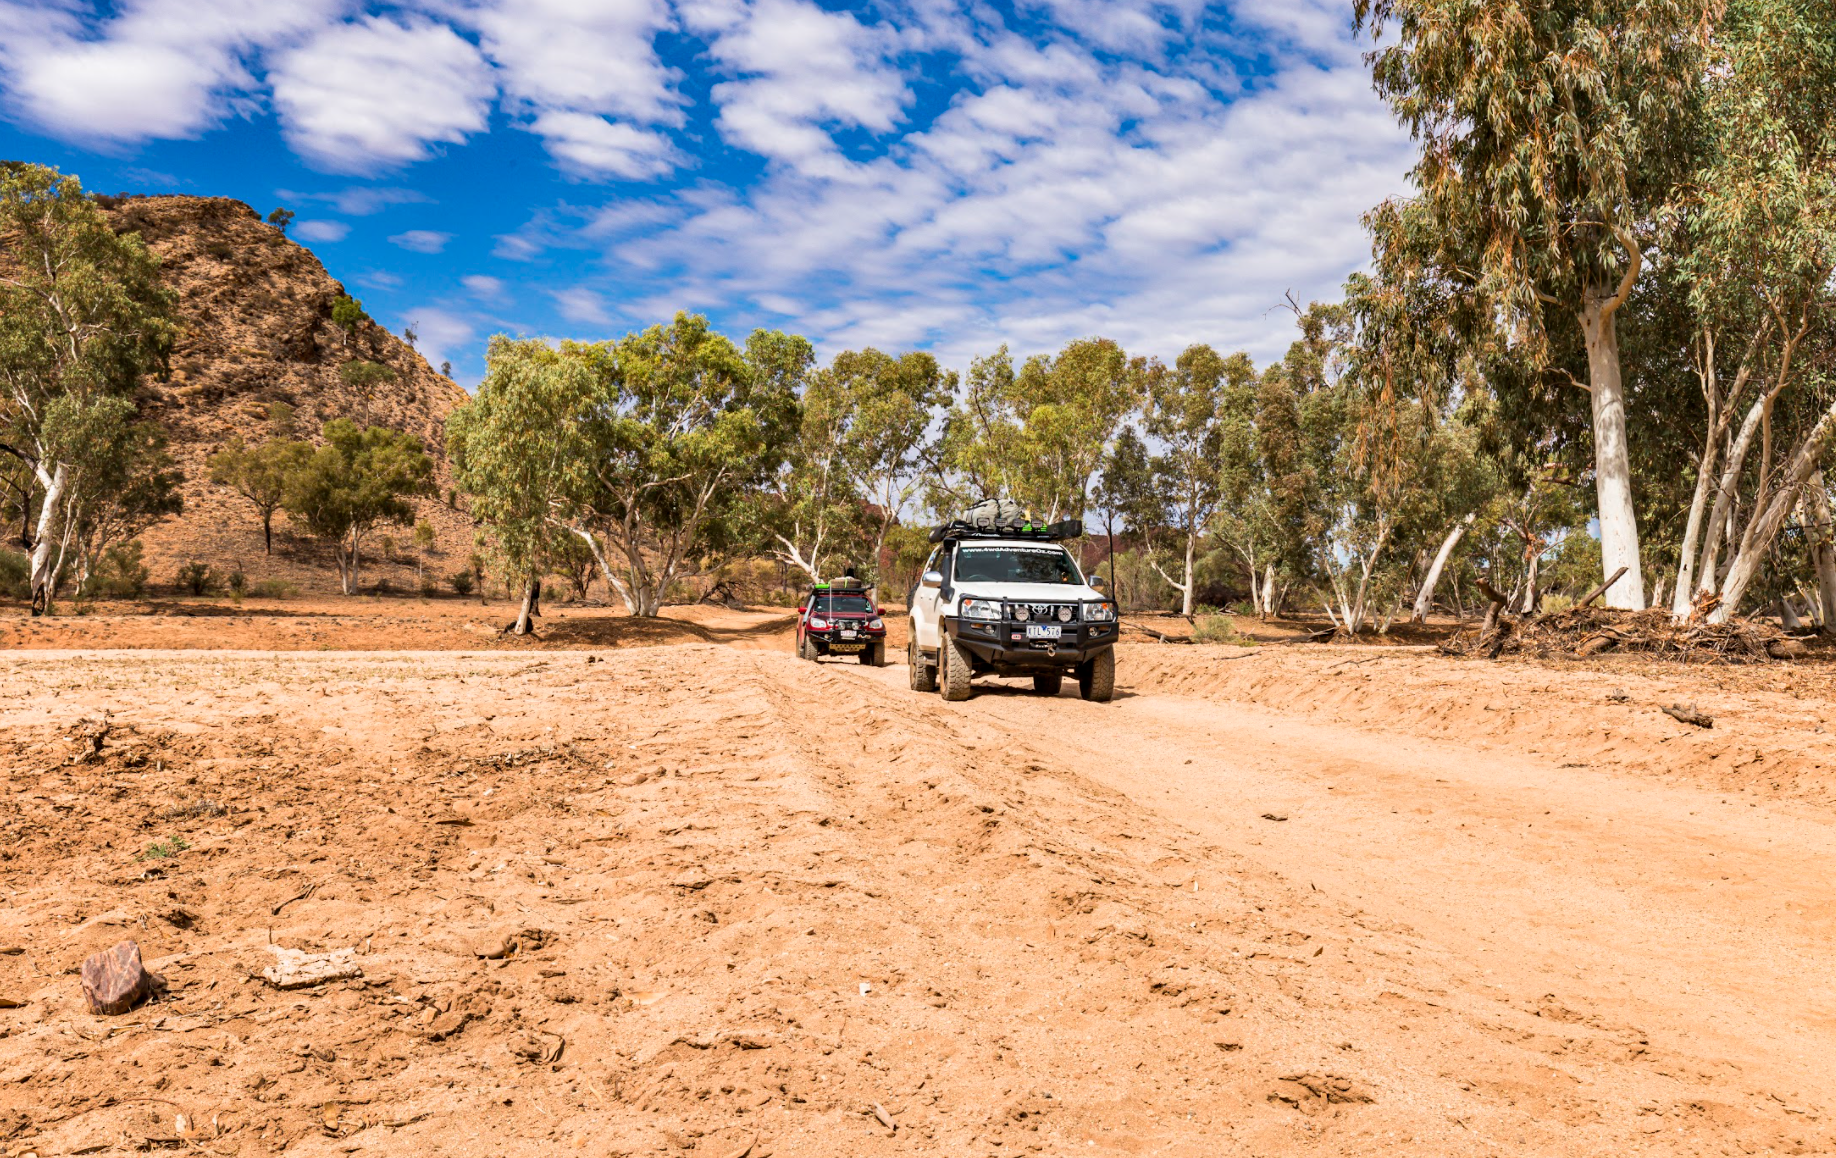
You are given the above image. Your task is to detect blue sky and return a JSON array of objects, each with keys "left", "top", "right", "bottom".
[{"left": 0, "top": 0, "right": 1413, "bottom": 386}]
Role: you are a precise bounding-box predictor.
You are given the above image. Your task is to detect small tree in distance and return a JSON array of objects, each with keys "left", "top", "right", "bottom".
[
  {"left": 266, "top": 208, "right": 294, "bottom": 233},
  {"left": 210, "top": 436, "right": 310, "bottom": 554},
  {"left": 331, "top": 294, "right": 368, "bottom": 348},
  {"left": 283, "top": 419, "right": 433, "bottom": 595},
  {"left": 339, "top": 360, "right": 396, "bottom": 425}
]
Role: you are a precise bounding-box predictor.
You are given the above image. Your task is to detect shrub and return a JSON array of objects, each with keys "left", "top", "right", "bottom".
[
  {"left": 449, "top": 569, "right": 475, "bottom": 597},
  {"left": 250, "top": 579, "right": 296, "bottom": 599},
  {"left": 373, "top": 575, "right": 395, "bottom": 595},
  {"left": 420, "top": 575, "right": 439, "bottom": 598},
  {"left": 226, "top": 568, "right": 248, "bottom": 597},
  {"left": 1191, "top": 612, "right": 1244, "bottom": 645},
  {"left": 176, "top": 562, "right": 213, "bottom": 596},
  {"left": 136, "top": 835, "right": 191, "bottom": 862},
  {"left": 87, "top": 542, "right": 150, "bottom": 599},
  {"left": 0, "top": 549, "right": 28, "bottom": 600}
]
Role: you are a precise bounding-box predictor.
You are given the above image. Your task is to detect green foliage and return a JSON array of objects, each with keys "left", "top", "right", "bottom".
[
  {"left": 226, "top": 568, "right": 248, "bottom": 597},
  {"left": 250, "top": 579, "right": 296, "bottom": 599},
  {"left": 210, "top": 436, "right": 311, "bottom": 554},
  {"left": 331, "top": 294, "right": 369, "bottom": 346},
  {"left": 0, "top": 549, "right": 29, "bottom": 599},
  {"left": 0, "top": 162, "right": 176, "bottom": 613},
  {"left": 266, "top": 208, "right": 294, "bottom": 233},
  {"left": 86, "top": 541, "right": 150, "bottom": 599},
  {"left": 283, "top": 419, "right": 433, "bottom": 594},
  {"left": 449, "top": 569, "right": 476, "bottom": 597},
  {"left": 176, "top": 561, "right": 213, "bottom": 596},
  {"left": 450, "top": 314, "right": 803, "bottom": 617},
  {"left": 1190, "top": 612, "right": 1244, "bottom": 645},
  {"left": 937, "top": 338, "right": 1144, "bottom": 522},
  {"left": 136, "top": 835, "right": 191, "bottom": 862},
  {"left": 339, "top": 360, "right": 396, "bottom": 425}
]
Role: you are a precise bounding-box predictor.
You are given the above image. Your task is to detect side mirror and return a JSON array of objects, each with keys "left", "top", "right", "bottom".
[
  {"left": 876, "top": 606, "right": 887, "bottom": 616},
  {"left": 921, "top": 570, "right": 943, "bottom": 589},
  {"left": 1088, "top": 575, "right": 1108, "bottom": 591}
]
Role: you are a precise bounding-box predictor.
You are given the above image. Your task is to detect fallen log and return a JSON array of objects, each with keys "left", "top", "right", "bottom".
[
  {"left": 1661, "top": 703, "right": 1714, "bottom": 729},
  {"left": 1576, "top": 566, "right": 1631, "bottom": 610}
]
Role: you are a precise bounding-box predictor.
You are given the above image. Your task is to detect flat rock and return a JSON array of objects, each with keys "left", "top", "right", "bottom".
[{"left": 261, "top": 946, "right": 362, "bottom": 989}]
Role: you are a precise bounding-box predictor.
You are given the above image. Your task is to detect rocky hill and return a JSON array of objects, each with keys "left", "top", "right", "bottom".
[{"left": 100, "top": 195, "right": 477, "bottom": 596}]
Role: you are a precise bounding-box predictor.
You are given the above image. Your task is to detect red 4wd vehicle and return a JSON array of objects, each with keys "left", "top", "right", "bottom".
[{"left": 796, "top": 580, "right": 888, "bottom": 666}]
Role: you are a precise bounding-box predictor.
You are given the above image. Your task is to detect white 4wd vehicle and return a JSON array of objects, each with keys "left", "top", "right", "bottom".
[{"left": 907, "top": 524, "right": 1119, "bottom": 702}]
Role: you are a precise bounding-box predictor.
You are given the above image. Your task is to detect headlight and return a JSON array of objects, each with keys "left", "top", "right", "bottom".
[
  {"left": 869, "top": 618, "right": 884, "bottom": 629},
  {"left": 960, "top": 598, "right": 1001, "bottom": 621},
  {"left": 1084, "top": 601, "right": 1117, "bottom": 622}
]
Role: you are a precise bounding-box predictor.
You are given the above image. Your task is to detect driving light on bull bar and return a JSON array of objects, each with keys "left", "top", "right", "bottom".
[
  {"left": 960, "top": 598, "right": 1001, "bottom": 621},
  {"left": 1056, "top": 605, "right": 1074, "bottom": 623},
  {"left": 1013, "top": 604, "right": 1030, "bottom": 622},
  {"left": 1084, "top": 601, "right": 1117, "bottom": 622}
]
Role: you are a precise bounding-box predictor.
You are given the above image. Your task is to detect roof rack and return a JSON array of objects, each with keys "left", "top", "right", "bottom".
[
  {"left": 928, "top": 517, "right": 1084, "bottom": 544},
  {"left": 813, "top": 576, "right": 866, "bottom": 590}
]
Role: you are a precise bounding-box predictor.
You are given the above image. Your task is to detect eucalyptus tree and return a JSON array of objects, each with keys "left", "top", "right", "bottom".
[
  {"left": 1356, "top": 0, "right": 1715, "bottom": 608},
  {"left": 448, "top": 336, "right": 601, "bottom": 632},
  {"left": 940, "top": 339, "right": 1143, "bottom": 522},
  {"left": 1143, "top": 344, "right": 1249, "bottom": 615},
  {"left": 1664, "top": 0, "right": 1836, "bottom": 622},
  {"left": 0, "top": 163, "right": 176, "bottom": 613},
  {"left": 284, "top": 420, "right": 433, "bottom": 595},
  {"left": 453, "top": 315, "right": 802, "bottom": 618}
]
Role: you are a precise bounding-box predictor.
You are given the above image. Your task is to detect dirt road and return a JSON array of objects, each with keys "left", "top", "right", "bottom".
[{"left": 0, "top": 637, "right": 1829, "bottom": 1156}]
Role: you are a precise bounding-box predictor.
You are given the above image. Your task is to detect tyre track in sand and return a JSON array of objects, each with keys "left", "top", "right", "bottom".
[{"left": 832, "top": 651, "right": 1836, "bottom": 1148}]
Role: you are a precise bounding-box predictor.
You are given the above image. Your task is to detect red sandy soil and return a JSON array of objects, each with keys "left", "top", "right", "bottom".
[{"left": 0, "top": 608, "right": 1832, "bottom": 1156}]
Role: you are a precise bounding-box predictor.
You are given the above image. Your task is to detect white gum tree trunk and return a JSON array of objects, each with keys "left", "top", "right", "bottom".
[
  {"left": 1412, "top": 512, "right": 1474, "bottom": 623},
  {"left": 1580, "top": 291, "right": 1645, "bottom": 610}
]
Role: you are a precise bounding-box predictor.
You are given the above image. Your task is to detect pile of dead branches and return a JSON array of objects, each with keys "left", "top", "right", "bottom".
[{"left": 1441, "top": 568, "right": 1806, "bottom": 663}]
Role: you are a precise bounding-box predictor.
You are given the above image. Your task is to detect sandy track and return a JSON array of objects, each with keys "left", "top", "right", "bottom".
[{"left": 0, "top": 642, "right": 1829, "bottom": 1156}]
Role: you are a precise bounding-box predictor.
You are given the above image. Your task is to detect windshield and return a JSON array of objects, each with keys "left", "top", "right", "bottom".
[
  {"left": 954, "top": 545, "right": 1082, "bottom": 585},
  {"left": 815, "top": 595, "right": 873, "bottom": 614}
]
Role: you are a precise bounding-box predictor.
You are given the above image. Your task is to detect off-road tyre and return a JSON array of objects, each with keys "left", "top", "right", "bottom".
[
  {"left": 798, "top": 634, "right": 818, "bottom": 662},
  {"left": 939, "top": 633, "right": 974, "bottom": 702},
  {"left": 908, "top": 634, "right": 937, "bottom": 692},
  {"left": 1077, "top": 647, "right": 1115, "bottom": 702},
  {"left": 860, "top": 642, "right": 886, "bottom": 667},
  {"left": 1032, "top": 673, "right": 1063, "bottom": 697}
]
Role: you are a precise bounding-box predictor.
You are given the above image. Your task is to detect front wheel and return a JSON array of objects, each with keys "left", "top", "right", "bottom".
[
  {"left": 798, "top": 633, "right": 817, "bottom": 661},
  {"left": 1032, "top": 673, "right": 1063, "bottom": 696},
  {"left": 1077, "top": 648, "right": 1115, "bottom": 702},
  {"left": 939, "top": 633, "right": 974, "bottom": 702},
  {"left": 860, "top": 642, "right": 886, "bottom": 667},
  {"left": 908, "top": 633, "right": 937, "bottom": 692}
]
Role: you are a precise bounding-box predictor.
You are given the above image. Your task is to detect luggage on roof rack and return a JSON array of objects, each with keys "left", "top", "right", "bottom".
[{"left": 929, "top": 499, "right": 1083, "bottom": 543}]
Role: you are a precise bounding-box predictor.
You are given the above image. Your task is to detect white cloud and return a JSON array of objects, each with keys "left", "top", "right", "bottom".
[
  {"left": 268, "top": 16, "right": 495, "bottom": 173},
  {"left": 528, "top": 111, "right": 678, "bottom": 179},
  {"left": 462, "top": 275, "right": 505, "bottom": 300},
  {"left": 687, "top": 0, "right": 911, "bottom": 167},
  {"left": 293, "top": 219, "right": 349, "bottom": 242},
  {"left": 279, "top": 186, "right": 431, "bottom": 215},
  {"left": 571, "top": 1, "right": 1411, "bottom": 369},
  {"left": 553, "top": 287, "right": 614, "bottom": 327},
  {"left": 471, "top": 0, "right": 677, "bottom": 122},
  {"left": 0, "top": 0, "right": 336, "bottom": 144},
  {"left": 389, "top": 229, "right": 452, "bottom": 253}
]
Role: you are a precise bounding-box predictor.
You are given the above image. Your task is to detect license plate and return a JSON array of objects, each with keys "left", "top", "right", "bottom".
[
  {"left": 1025, "top": 624, "right": 1062, "bottom": 640},
  {"left": 839, "top": 629, "right": 857, "bottom": 639}
]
